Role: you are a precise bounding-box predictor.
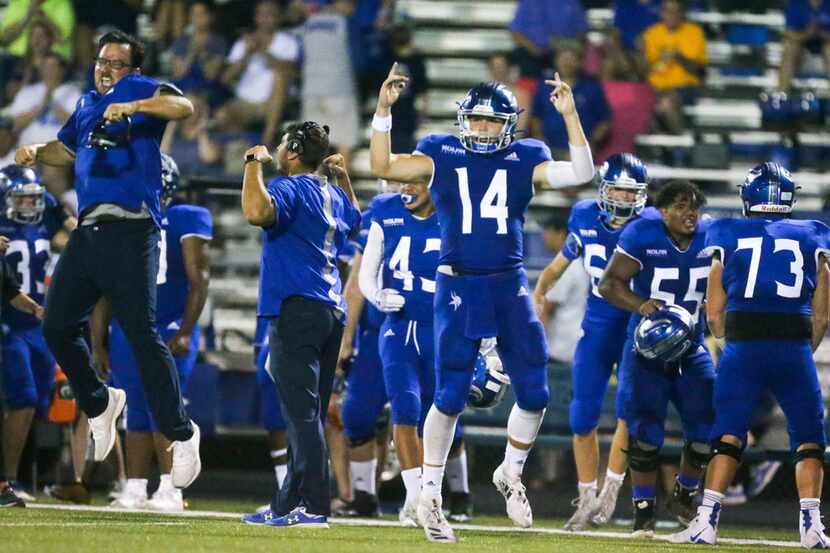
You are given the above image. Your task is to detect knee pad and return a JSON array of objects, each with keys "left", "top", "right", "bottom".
[
  {"left": 683, "top": 441, "right": 711, "bottom": 471},
  {"left": 434, "top": 367, "right": 474, "bottom": 416},
  {"left": 710, "top": 439, "right": 744, "bottom": 463},
  {"left": 510, "top": 366, "right": 550, "bottom": 411},
  {"left": 389, "top": 390, "right": 421, "bottom": 427},
  {"left": 628, "top": 439, "right": 660, "bottom": 472},
  {"left": 569, "top": 397, "right": 603, "bottom": 436},
  {"left": 794, "top": 447, "right": 825, "bottom": 465},
  {"left": 507, "top": 405, "right": 545, "bottom": 445}
]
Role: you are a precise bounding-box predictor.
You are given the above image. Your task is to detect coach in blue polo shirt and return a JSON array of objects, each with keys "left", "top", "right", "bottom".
[
  {"left": 14, "top": 30, "right": 202, "bottom": 489},
  {"left": 241, "top": 122, "right": 361, "bottom": 528}
]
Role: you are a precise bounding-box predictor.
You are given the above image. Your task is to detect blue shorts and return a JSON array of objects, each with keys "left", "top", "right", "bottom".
[
  {"left": 342, "top": 325, "right": 387, "bottom": 443},
  {"left": 569, "top": 312, "right": 630, "bottom": 435},
  {"left": 1, "top": 326, "right": 56, "bottom": 416},
  {"left": 433, "top": 268, "right": 549, "bottom": 415},
  {"left": 379, "top": 316, "right": 436, "bottom": 433},
  {"left": 621, "top": 341, "right": 715, "bottom": 449},
  {"left": 712, "top": 340, "right": 825, "bottom": 452},
  {"left": 110, "top": 320, "right": 199, "bottom": 433},
  {"left": 255, "top": 328, "right": 286, "bottom": 431}
]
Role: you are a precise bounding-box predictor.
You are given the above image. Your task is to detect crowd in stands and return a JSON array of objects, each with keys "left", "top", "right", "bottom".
[{"left": 0, "top": 0, "right": 826, "bottom": 206}]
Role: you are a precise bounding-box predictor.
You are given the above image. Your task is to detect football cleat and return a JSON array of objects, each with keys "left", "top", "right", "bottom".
[
  {"left": 399, "top": 502, "right": 420, "bottom": 527},
  {"left": 747, "top": 461, "right": 781, "bottom": 498},
  {"left": 110, "top": 488, "right": 147, "bottom": 510},
  {"left": 592, "top": 477, "right": 624, "bottom": 526},
  {"left": 668, "top": 506, "right": 719, "bottom": 545},
  {"left": 146, "top": 487, "right": 184, "bottom": 512},
  {"left": 801, "top": 508, "right": 830, "bottom": 549},
  {"left": 169, "top": 421, "right": 201, "bottom": 488},
  {"left": 44, "top": 482, "right": 91, "bottom": 505},
  {"left": 564, "top": 486, "right": 599, "bottom": 531},
  {"left": 632, "top": 498, "right": 656, "bottom": 539},
  {"left": 666, "top": 480, "right": 698, "bottom": 526},
  {"left": 333, "top": 490, "right": 380, "bottom": 517},
  {"left": 89, "top": 387, "right": 126, "bottom": 462},
  {"left": 0, "top": 485, "right": 25, "bottom": 508},
  {"left": 264, "top": 506, "right": 329, "bottom": 529},
  {"left": 492, "top": 463, "right": 533, "bottom": 528},
  {"left": 8, "top": 481, "right": 35, "bottom": 502},
  {"left": 418, "top": 495, "right": 456, "bottom": 543},
  {"left": 722, "top": 483, "right": 747, "bottom": 506}
]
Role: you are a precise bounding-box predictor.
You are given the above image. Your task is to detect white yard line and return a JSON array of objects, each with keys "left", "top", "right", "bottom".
[{"left": 24, "top": 503, "right": 798, "bottom": 548}]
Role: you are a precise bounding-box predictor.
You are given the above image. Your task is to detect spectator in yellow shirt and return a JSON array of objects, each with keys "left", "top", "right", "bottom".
[{"left": 640, "top": 0, "right": 707, "bottom": 133}]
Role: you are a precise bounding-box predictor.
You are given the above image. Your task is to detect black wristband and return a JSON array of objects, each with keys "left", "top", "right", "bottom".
[{"left": 244, "top": 153, "right": 260, "bottom": 165}]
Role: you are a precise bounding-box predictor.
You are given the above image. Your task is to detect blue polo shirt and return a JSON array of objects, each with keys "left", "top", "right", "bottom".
[
  {"left": 614, "top": 0, "right": 661, "bottom": 49},
  {"left": 786, "top": 0, "right": 830, "bottom": 32},
  {"left": 509, "top": 0, "right": 588, "bottom": 50},
  {"left": 532, "top": 76, "right": 611, "bottom": 150},
  {"left": 57, "top": 74, "right": 180, "bottom": 226},
  {"left": 257, "top": 174, "right": 361, "bottom": 321}
]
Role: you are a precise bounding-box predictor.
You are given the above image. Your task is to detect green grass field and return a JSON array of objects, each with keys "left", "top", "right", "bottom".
[{"left": 0, "top": 498, "right": 804, "bottom": 553}]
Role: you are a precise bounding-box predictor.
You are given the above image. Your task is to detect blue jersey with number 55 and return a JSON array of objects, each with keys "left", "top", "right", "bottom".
[
  {"left": 705, "top": 217, "right": 830, "bottom": 315},
  {"left": 372, "top": 194, "right": 441, "bottom": 322},
  {"left": 617, "top": 216, "right": 713, "bottom": 344},
  {"left": 415, "top": 134, "right": 551, "bottom": 274}
]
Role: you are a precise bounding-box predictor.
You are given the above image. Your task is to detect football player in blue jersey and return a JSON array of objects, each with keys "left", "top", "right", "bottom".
[
  {"left": 671, "top": 163, "right": 830, "bottom": 548},
  {"left": 94, "top": 154, "right": 212, "bottom": 511},
  {"left": 599, "top": 180, "right": 715, "bottom": 536},
  {"left": 0, "top": 164, "right": 75, "bottom": 504},
  {"left": 533, "top": 153, "right": 652, "bottom": 530},
  {"left": 370, "top": 64, "right": 595, "bottom": 542}
]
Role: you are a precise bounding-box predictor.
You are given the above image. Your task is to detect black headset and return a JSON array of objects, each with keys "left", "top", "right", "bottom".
[{"left": 287, "top": 121, "right": 330, "bottom": 157}]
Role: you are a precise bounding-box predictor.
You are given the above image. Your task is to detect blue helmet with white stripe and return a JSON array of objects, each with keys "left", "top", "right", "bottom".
[
  {"left": 739, "top": 162, "right": 797, "bottom": 217},
  {"left": 634, "top": 304, "right": 696, "bottom": 364},
  {"left": 468, "top": 340, "right": 510, "bottom": 409},
  {"left": 597, "top": 153, "right": 648, "bottom": 223},
  {"left": 160, "top": 153, "right": 181, "bottom": 208},
  {"left": 457, "top": 82, "right": 519, "bottom": 154},
  {"left": 0, "top": 164, "right": 45, "bottom": 224}
]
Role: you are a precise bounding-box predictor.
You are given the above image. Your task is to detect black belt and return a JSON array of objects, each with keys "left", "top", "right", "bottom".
[{"left": 725, "top": 311, "right": 811, "bottom": 341}]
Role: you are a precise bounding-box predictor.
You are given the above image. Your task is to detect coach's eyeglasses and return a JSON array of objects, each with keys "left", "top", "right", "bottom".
[{"left": 95, "top": 58, "right": 131, "bottom": 70}]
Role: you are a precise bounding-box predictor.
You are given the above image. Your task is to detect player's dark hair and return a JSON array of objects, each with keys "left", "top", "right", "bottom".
[
  {"left": 542, "top": 210, "right": 569, "bottom": 233},
  {"left": 98, "top": 30, "right": 145, "bottom": 69},
  {"left": 283, "top": 121, "right": 330, "bottom": 170},
  {"left": 655, "top": 180, "right": 706, "bottom": 209}
]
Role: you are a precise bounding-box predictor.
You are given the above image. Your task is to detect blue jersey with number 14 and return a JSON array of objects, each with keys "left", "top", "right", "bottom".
[
  {"left": 415, "top": 134, "right": 551, "bottom": 274},
  {"left": 371, "top": 194, "right": 440, "bottom": 323},
  {"left": 705, "top": 217, "right": 830, "bottom": 315}
]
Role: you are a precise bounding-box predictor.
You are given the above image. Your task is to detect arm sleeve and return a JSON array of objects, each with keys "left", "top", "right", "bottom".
[
  {"left": 544, "top": 144, "right": 595, "bottom": 187},
  {"left": 615, "top": 221, "right": 645, "bottom": 269},
  {"left": 703, "top": 220, "right": 728, "bottom": 261},
  {"left": 56, "top": 99, "right": 81, "bottom": 152},
  {"left": 358, "top": 221, "right": 385, "bottom": 304},
  {"left": 561, "top": 207, "right": 584, "bottom": 260},
  {"left": 1, "top": 258, "right": 21, "bottom": 302},
  {"left": 785, "top": 1, "right": 807, "bottom": 31},
  {"left": 414, "top": 134, "right": 440, "bottom": 159},
  {"left": 688, "top": 25, "right": 707, "bottom": 64}
]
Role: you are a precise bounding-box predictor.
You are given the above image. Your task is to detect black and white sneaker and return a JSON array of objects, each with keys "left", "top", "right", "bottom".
[{"left": 0, "top": 485, "right": 26, "bottom": 508}]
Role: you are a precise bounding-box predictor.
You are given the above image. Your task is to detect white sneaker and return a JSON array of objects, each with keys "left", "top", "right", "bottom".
[
  {"left": 801, "top": 509, "right": 830, "bottom": 549},
  {"left": 89, "top": 387, "right": 126, "bottom": 461},
  {"left": 146, "top": 488, "right": 184, "bottom": 512},
  {"left": 417, "top": 495, "right": 456, "bottom": 543},
  {"left": 667, "top": 507, "right": 719, "bottom": 545},
  {"left": 110, "top": 489, "right": 147, "bottom": 510},
  {"left": 592, "top": 478, "right": 623, "bottom": 526},
  {"left": 565, "top": 485, "right": 600, "bottom": 531},
  {"left": 169, "top": 421, "right": 201, "bottom": 488},
  {"left": 399, "top": 501, "right": 420, "bottom": 527},
  {"left": 492, "top": 463, "right": 532, "bottom": 528}
]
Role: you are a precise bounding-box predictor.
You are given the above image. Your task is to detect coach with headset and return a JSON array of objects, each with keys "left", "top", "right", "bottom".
[{"left": 240, "top": 121, "right": 361, "bottom": 528}]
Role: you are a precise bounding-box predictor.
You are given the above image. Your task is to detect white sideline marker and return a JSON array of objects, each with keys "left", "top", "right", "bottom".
[{"left": 26, "top": 503, "right": 799, "bottom": 548}]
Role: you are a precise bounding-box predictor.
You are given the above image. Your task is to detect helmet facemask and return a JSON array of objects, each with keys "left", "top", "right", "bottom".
[
  {"left": 6, "top": 183, "right": 45, "bottom": 225},
  {"left": 457, "top": 110, "right": 517, "bottom": 154},
  {"left": 598, "top": 178, "right": 647, "bottom": 223}
]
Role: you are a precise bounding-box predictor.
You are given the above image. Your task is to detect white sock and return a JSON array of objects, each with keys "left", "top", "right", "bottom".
[
  {"left": 421, "top": 406, "right": 459, "bottom": 498},
  {"left": 605, "top": 469, "right": 626, "bottom": 484},
  {"left": 157, "top": 474, "right": 174, "bottom": 492},
  {"left": 401, "top": 467, "right": 421, "bottom": 506},
  {"left": 503, "top": 443, "right": 531, "bottom": 480},
  {"left": 579, "top": 479, "right": 598, "bottom": 493},
  {"left": 350, "top": 459, "right": 377, "bottom": 495},
  {"left": 701, "top": 489, "right": 724, "bottom": 509},
  {"left": 446, "top": 450, "right": 470, "bottom": 494},
  {"left": 126, "top": 478, "right": 148, "bottom": 498},
  {"left": 274, "top": 464, "right": 288, "bottom": 489},
  {"left": 800, "top": 497, "right": 821, "bottom": 531}
]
